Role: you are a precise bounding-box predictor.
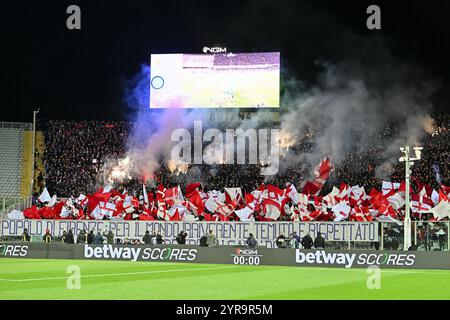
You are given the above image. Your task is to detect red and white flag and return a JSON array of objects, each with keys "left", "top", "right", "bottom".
[
  {"left": 331, "top": 202, "right": 351, "bottom": 221},
  {"left": 382, "top": 181, "right": 400, "bottom": 197},
  {"left": 387, "top": 192, "right": 405, "bottom": 210},
  {"left": 164, "top": 186, "right": 184, "bottom": 206},
  {"left": 410, "top": 194, "right": 434, "bottom": 213},
  {"left": 262, "top": 198, "right": 281, "bottom": 221}
]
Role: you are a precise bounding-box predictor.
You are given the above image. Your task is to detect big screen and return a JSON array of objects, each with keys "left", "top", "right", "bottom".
[{"left": 149, "top": 52, "right": 280, "bottom": 108}]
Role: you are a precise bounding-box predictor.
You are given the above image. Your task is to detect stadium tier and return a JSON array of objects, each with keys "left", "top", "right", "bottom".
[{"left": 0, "top": 122, "right": 33, "bottom": 198}]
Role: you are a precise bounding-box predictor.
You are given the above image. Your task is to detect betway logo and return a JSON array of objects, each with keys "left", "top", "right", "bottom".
[
  {"left": 85, "top": 245, "right": 141, "bottom": 261},
  {"left": 296, "top": 250, "right": 355, "bottom": 268},
  {"left": 0, "top": 244, "right": 28, "bottom": 257},
  {"left": 84, "top": 245, "right": 198, "bottom": 262}
]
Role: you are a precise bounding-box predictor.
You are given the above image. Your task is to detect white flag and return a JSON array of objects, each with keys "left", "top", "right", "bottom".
[
  {"left": 429, "top": 201, "right": 450, "bottom": 221},
  {"left": 332, "top": 202, "right": 351, "bottom": 222},
  {"left": 143, "top": 184, "right": 149, "bottom": 205},
  {"left": 387, "top": 193, "right": 405, "bottom": 210},
  {"left": 38, "top": 187, "right": 52, "bottom": 203}
]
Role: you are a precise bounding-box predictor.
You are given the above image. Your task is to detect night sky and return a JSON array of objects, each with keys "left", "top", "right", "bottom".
[{"left": 2, "top": 0, "right": 449, "bottom": 122}]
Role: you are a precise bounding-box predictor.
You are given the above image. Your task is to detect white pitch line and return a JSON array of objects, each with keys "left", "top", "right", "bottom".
[
  {"left": 313, "top": 267, "right": 450, "bottom": 275},
  {"left": 0, "top": 265, "right": 238, "bottom": 282}
]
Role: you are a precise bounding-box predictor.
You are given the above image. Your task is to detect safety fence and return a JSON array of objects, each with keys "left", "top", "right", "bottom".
[
  {"left": 0, "top": 122, "right": 32, "bottom": 130},
  {"left": 0, "top": 219, "right": 448, "bottom": 251},
  {"left": 1, "top": 243, "right": 450, "bottom": 270},
  {"left": 0, "top": 197, "right": 32, "bottom": 216}
]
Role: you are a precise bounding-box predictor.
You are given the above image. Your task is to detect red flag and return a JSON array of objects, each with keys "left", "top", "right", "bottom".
[
  {"left": 412, "top": 178, "right": 432, "bottom": 197},
  {"left": 38, "top": 206, "right": 54, "bottom": 219},
  {"left": 170, "top": 209, "right": 180, "bottom": 221},
  {"left": 23, "top": 206, "right": 40, "bottom": 219},
  {"left": 138, "top": 213, "right": 154, "bottom": 221},
  {"left": 186, "top": 190, "right": 205, "bottom": 215},
  {"left": 164, "top": 186, "right": 182, "bottom": 206},
  {"left": 439, "top": 190, "right": 449, "bottom": 202},
  {"left": 186, "top": 182, "right": 201, "bottom": 197},
  {"left": 314, "top": 157, "right": 332, "bottom": 184},
  {"left": 441, "top": 185, "right": 450, "bottom": 195},
  {"left": 262, "top": 198, "right": 281, "bottom": 220},
  {"left": 302, "top": 181, "right": 321, "bottom": 195},
  {"left": 86, "top": 195, "right": 103, "bottom": 212}
]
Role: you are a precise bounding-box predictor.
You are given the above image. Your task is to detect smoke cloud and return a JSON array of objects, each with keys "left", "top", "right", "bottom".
[{"left": 100, "top": 50, "right": 438, "bottom": 187}]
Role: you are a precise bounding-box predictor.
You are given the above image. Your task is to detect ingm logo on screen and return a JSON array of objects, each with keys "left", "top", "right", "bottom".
[{"left": 202, "top": 47, "right": 227, "bottom": 53}]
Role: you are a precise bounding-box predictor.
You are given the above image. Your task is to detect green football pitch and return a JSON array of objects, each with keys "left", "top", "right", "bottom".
[{"left": 1, "top": 258, "right": 449, "bottom": 300}]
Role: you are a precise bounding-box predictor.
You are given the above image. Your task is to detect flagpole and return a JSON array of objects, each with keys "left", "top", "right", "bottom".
[
  {"left": 404, "top": 146, "right": 411, "bottom": 250},
  {"left": 31, "top": 109, "right": 40, "bottom": 197},
  {"left": 400, "top": 145, "right": 422, "bottom": 251}
]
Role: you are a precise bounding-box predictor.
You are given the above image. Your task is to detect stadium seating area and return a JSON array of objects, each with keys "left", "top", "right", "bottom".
[
  {"left": 37, "top": 114, "right": 449, "bottom": 198},
  {"left": 0, "top": 123, "right": 32, "bottom": 197}
]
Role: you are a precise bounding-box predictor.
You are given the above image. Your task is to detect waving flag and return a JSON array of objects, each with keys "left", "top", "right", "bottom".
[
  {"left": 429, "top": 201, "right": 450, "bottom": 221},
  {"left": 301, "top": 181, "right": 321, "bottom": 196},
  {"left": 382, "top": 181, "right": 400, "bottom": 197},
  {"left": 332, "top": 202, "right": 351, "bottom": 222},
  {"left": 185, "top": 190, "right": 205, "bottom": 216},
  {"left": 186, "top": 182, "right": 202, "bottom": 197},
  {"left": 76, "top": 194, "right": 88, "bottom": 207},
  {"left": 387, "top": 192, "right": 405, "bottom": 210},
  {"left": 432, "top": 164, "right": 443, "bottom": 184},
  {"left": 165, "top": 186, "right": 184, "bottom": 206},
  {"left": 262, "top": 198, "right": 281, "bottom": 221},
  {"left": 314, "top": 157, "right": 332, "bottom": 185},
  {"left": 235, "top": 194, "right": 256, "bottom": 221},
  {"left": 143, "top": 184, "right": 149, "bottom": 206},
  {"left": 350, "top": 206, "right": 373, "bottom": 222},
  {"left": 38, "top": 188, "right": 52, "bottom": 203},
  {"left": 283, "top": 182, "right": 298, "bottom": 204},
  {"left": 224, "top": 187, "right": 243, "bottom": 209},
  {"left": 411, "top": 194, "right": 434, "bottom": 213}
]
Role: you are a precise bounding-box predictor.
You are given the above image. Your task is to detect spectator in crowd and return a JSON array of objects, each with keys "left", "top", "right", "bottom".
[
  {"left": 199, "top": 233, "right": 208, "bottom": 247},
  {"left": 43, "top": 229, "right": 52, "bottom": 243},
  {"left": 34, "top": 115, "right": 449, "bottom": 222},
  {"left": 21, "top": 228, "right": 31, "bottom": 242},
  {"left": 77, "top": 229, "right": 86, "bottom": 244},
  {"left": 106, "top": 230, "right": 114, "bottom": 244},
  {"left": 207, "top": 230, "right": 218, "bottom": 247},
  {"left": 61, "top": 230, "right": 67, "bottom": 243},
  {"left": 276, "top": 234, "right": 286, "bottom": 248},
  {"left": 142, "top": 231, "right": 154, "bottom": 245},
  {"left": 156, "top": 232, "right": 165, "bottom": 245},
  {"left": 87, "top": 230, "right": 95, "bottom": 244},
  {"left": 176, "top": 231, "right": 188, "bottom": 244},
  {"left": 301, "top": 232, "right": 313, "bottom": 249},
  {"left": 290, "top": 232, "right": 301, "bottom": 249},
  {"left": 93, "top": 231, "right": 104, "bottom": 244},
  {"left": 65, "top": 229, "right": 75, "bottom": 244},
  {"left": 246, "top": 233, "right": 257, "bottom": 248},
  {"left": 314, "top": 232, "right": 325, "bottom": 249}
]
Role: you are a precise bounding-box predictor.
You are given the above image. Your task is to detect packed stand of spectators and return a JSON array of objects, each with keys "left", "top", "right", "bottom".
[{"left": 39, "top": 120, "right": 131, "bottom": 197}]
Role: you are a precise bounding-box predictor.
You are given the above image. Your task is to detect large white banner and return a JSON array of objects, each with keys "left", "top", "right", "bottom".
[{"left": 0, "top": 220, "right": 378, "bottom": 248}]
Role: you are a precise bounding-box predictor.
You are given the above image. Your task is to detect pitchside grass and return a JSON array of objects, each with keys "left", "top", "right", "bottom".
[{"left": 0, "top": 258, "right": 449, "bottom": 299}]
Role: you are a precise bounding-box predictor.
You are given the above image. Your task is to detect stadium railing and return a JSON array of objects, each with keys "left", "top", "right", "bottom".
[
  {"left": 0, "top": 196, "right": 32, "bottom": 217},
  {"left": 0, "top": 122, "right": 32, "bottom": 130}
]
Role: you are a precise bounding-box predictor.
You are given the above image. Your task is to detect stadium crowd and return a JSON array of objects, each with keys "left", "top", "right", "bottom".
[{"left": 37, "top": 113, "right": 449, "bottom": 198}]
